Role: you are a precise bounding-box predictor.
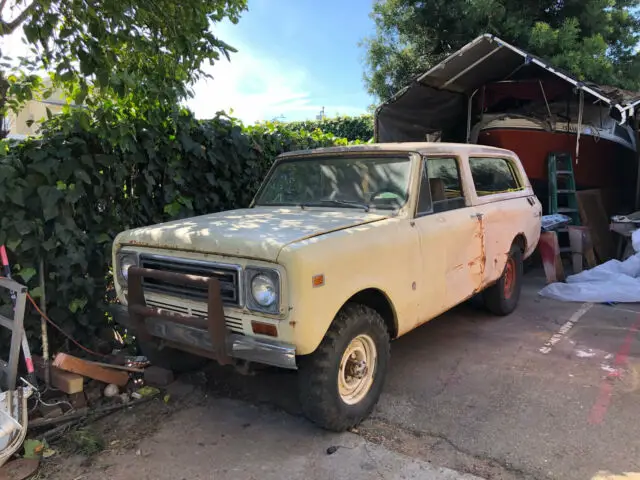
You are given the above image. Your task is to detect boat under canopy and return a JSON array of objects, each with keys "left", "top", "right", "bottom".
[{"left": 374, "top": 34, "right": 640, "bottom": 213}]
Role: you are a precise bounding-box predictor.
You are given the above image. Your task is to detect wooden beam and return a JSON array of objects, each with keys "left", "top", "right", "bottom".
[
  {"left": 33, "top": 355, "right": 84, "bottom": 394},
  {"left": 53, "top": 353, "right": 129, "bottom": 387},
  {"left": 85, "top": 361, "right": 144, "bottom": 373}
]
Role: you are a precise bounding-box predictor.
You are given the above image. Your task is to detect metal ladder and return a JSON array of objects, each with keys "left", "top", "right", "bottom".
[
  {"left": 0, "top": 278, "right": 27, "bottom": 391},
  {"left": 548, "top": 152, "right": 580, "bottom": 225}
]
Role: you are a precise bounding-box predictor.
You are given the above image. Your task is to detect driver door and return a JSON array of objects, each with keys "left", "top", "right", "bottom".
[{"left": 413, "top": 156, "right": 484, "bottom": 325}]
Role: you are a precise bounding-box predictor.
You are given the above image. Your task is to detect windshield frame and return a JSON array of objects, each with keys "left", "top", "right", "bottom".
[{"left": 250, "top": 151, "right": 417, "bottom": 212}]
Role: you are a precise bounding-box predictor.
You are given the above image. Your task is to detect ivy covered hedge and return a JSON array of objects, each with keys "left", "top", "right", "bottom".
[
  {"left": 0, "top": 109, "right": 346, "bottom": 351},
  {"left": 279, "top": 114, "right": 374, "bottom": 142}
]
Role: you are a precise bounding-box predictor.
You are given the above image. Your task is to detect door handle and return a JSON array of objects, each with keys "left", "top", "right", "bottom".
[{"left": 470, "top": 213, "right": 484, "bottom": 219}]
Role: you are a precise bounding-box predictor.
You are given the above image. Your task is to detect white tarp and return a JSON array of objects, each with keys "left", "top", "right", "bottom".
[{"left": 539, "top": 229, "right": 640, "bottom": 303}]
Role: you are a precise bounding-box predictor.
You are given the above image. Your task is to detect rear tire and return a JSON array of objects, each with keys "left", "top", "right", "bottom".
[
  {"left": 298, "top": 304, "right": 390, "bottom": 432},
  {"left": 483, "top": 243, "right": 523, "bottom": 316},
  {"left": 138, "top": 338, "right": 208, "bottom": 373}
]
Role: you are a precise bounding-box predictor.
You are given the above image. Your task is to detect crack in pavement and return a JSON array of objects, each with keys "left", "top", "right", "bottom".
[
  {"left": 431, "top": 355, "right": 465, "bottom": 399},
  {"left": 362, "top": 442, "right": 386, "bottom": 479},
  {"left": 360, "top": 415, "right": 542, "bottom": 480}
]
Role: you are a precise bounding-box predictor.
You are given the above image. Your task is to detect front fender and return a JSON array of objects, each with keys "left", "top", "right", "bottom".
[{"left": 276, "top": 218, "right": 419, "bottom": 355}]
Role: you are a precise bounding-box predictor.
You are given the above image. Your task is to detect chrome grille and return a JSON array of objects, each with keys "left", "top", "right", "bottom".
[
  {"left": 139, "top": 254, "right": 241, "bottom": 306},
  {"left": 146, "top": 299, "right": 244, "bottom": 334}
]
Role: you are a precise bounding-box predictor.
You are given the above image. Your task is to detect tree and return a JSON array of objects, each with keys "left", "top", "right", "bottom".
[
  {"left": 363, "top": 0, "right": 640, "bottom": 101},
  {"left": 0, "top": 0, "right": 247, "bottom": 136}
]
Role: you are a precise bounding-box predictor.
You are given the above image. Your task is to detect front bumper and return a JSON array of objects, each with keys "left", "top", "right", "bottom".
[{"left": 113, "top": 266, "right": 296, "bottom": 370}]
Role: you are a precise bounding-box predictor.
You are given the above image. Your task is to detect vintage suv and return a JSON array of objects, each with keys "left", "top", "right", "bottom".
[{"left": 112, "top": 143, "right": 541, "bottom": 431}]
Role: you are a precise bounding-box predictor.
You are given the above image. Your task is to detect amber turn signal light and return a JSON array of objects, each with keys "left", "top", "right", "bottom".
[{"left": 251, "top": 321, "right": 278, "bottom": 337}]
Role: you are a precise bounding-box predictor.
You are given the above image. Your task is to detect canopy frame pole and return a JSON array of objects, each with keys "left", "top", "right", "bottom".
[
  {"left": 442, "top": 46, "right": 503, "bottom": 88},
  {"left": 539, "top": 80, "right": 552, "bottom": 120}
]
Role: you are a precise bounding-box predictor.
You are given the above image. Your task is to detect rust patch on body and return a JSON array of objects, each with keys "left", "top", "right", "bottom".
[
  {"left": 472, "top": 214, "right": 487, "bottom": 293},
  {"left": 478, "top": 215, "right": 486, "bottom": 276}
]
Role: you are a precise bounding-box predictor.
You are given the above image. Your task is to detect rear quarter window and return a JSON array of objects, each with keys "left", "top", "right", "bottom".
[{"left": 469, "top": 157, "right": 524, "bottom": 197}]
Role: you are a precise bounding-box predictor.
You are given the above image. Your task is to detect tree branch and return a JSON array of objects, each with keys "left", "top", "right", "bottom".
[
  {"left": 0, "top": 1, "right": 36, "bottom": 36},
  {"left": 0, "top": 0, "right": 9, "bottom": 15}
]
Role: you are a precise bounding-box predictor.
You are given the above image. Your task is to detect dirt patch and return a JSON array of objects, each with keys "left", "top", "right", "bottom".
[{"left": 34, "top": 382, "right": 205, "bottom": 479}]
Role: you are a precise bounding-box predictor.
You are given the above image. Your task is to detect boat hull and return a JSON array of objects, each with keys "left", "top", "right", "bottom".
[{"left": 478, "top": 128, "right": 637, "bottom": 213}]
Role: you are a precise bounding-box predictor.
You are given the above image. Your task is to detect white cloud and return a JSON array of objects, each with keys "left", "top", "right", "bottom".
[
  {"left": 186, "top": 39, "right": 366, "bottom": 123},
  {"left": 3, "top": 16, "right": 366, "bottom": 124}
]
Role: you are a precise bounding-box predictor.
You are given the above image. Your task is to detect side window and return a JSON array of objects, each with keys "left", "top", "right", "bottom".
[
  {"left": 417, "top": 156, "right": 465, "bottom": 216},
  {"left": 469, "top": 157, "right": 523, "bottom": 196}
]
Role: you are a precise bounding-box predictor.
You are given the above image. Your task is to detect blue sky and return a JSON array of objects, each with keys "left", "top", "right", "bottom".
[{"left": 186, "top": 0, "right": 376, "bottom": 123}]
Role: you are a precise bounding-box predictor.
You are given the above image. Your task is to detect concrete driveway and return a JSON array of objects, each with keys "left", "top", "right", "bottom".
[{"left": 44, "top": 272, "right": 640, "bottom": 480}]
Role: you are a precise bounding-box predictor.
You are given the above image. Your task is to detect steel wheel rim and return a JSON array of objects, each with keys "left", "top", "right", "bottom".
[
  {"left": 338, "top": 334, "right": 377, "bottom": 405},
  {"left": 503, "top": 257, "right": 516, "bottom": 299}
]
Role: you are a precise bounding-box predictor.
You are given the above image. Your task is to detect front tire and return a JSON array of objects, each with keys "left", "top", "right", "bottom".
[
  {"left": 298, "top": 304, "right": 390, "bottom": 432},
  {"left": 483, "top": 243, "right": 523, "bottom": 316}
]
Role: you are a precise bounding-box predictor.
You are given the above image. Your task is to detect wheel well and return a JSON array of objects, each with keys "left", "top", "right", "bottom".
[
  {"left": 513, "top": 233, "right": 527, "bottom": 253},
  {"left": 346, "top": 288, "right": 398, "bottom": 339}
]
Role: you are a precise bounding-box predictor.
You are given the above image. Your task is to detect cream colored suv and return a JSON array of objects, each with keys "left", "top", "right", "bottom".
[{"left": 112, "top": 143, "right": 541, "bottom": 431}]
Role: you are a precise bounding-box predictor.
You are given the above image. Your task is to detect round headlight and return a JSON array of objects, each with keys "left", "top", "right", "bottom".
[
  {"left": 120, "top": 255, "right": 137, "bottom": 281},
  {"left": 251, "top": 274, "right": 276, "bottom": 307}
]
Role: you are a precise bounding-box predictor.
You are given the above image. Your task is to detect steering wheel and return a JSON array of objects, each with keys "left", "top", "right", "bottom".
[{"left": 368, "top": 185, "right": 407, "bottom": 204}]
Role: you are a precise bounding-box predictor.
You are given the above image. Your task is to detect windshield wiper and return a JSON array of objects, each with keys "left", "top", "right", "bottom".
[{"left": 300, "top": 199, "right": 370, "bottom": 212}]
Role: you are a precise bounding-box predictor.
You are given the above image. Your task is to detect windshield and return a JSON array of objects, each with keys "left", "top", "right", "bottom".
[{"left": 254, "top": 155, "right": 412, "bottom": 210}]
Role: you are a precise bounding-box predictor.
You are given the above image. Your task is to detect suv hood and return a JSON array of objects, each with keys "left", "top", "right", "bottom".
[{"left": 115, "top": 207, "right": 388, "bottom": 261}]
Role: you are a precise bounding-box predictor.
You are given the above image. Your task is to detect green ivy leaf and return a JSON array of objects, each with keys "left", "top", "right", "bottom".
[
  {"left": 37, "top": 186, "right": 64, "bottom": 221},
  {"left": 30, "top": 286, "right": 44, "bottom": 299},
  {"left": 14, "top": 221, "right": 34, "bottom": 235},
  {"left": 20, "top": 237, "right": 39, "bottom": 252},
  {"left": 179, "top": 196, "right": 193, "bottom": 210},
  {"left": 74, "top": 170, "right": 92, "bottom": 184},
  {"left": 163, "top": 201, "right": 181, "bottom": 217},
  {"left": 6, "top": 238, "right": 21, "bottom": 251},
  {"left": 69, "top": 297, "right": 88, "bottom": 313},
  {"left": 18, "top": 267, "right": 37, "bottom": 283},
  {"left": 7, "top": 189, "right": 25, "bottom": 207}
]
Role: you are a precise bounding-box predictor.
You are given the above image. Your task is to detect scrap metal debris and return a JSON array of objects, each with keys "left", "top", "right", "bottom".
[{"left": 0, "top": 386, "right": 33, "bottom": 467}]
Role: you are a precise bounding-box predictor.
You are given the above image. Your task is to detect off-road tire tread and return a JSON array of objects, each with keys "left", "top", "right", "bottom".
[{"left": 298, "top": 304, "right": 390, "bottom": 432}]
